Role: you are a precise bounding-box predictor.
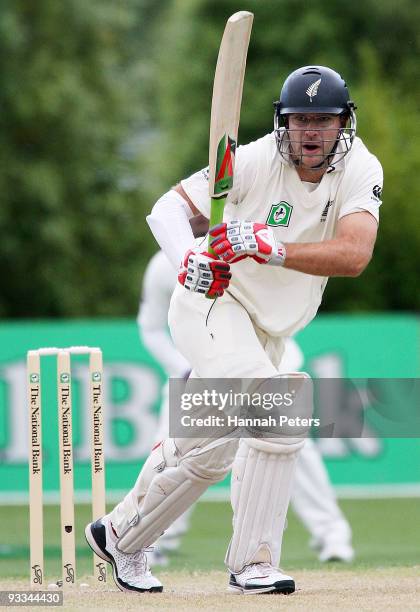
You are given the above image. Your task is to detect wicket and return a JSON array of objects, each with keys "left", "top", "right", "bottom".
[{"left": 28, "top": 346, "right": 107, "bottom": 589}]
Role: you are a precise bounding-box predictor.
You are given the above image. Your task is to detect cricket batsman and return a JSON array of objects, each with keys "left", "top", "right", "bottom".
[
  {"left": 139, "top": 248, "right": 354, "bottom": 562},
  {"left": 86, "top": 65, "right": 382, "bottom": 594}
]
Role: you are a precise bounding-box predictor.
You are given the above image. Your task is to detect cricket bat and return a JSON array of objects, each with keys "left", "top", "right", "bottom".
[{"left": 208, "top": 11, "right": 253, "bottom": 251}]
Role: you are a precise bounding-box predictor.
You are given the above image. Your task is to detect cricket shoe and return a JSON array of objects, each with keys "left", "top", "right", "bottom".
[
  {"left": 318, "top": 539, "right": 355, "bottom": 563},
  {"left": 85, "top": 516, "right": 163, "bottom": 593},
  {"left": 310, "top": 528, "right": 355, "bottom": 563},
  {"left": 229, "top": 563, "right": 295, "bottom": 595}
]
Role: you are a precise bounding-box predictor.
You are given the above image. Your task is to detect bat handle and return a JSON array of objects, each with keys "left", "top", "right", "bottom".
[
  {"left": 208, "top": 196, "right": 226, "bottom": 255},
  {"left": 206, "top": 195, "right": 227, "bottom": 299}
]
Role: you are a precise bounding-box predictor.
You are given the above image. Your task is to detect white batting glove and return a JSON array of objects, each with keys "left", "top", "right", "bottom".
[
  {"left": 178, "top": 249, "right": 231, "bottom": 299},
  {"left": 209, "top": 219, "right": 286, "bottom": 265}
]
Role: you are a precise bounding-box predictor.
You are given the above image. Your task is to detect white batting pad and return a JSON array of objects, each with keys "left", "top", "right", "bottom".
[
  {"left": 226, "top": 437, "right": 304, "bottom": 573},
  {"left": 117, "top": 468, "right": 209, "bottom": 552},
  {"left": 111, "top": 437, "right": 238, "bottom": 553}
]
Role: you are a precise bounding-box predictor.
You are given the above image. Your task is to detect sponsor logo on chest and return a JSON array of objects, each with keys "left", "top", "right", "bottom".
[
  {"left": 266, "top": 201, "right": 293, "bottom": 227},
  {"left": 266, "top": 198, "right": 335, "bottom": 227}
]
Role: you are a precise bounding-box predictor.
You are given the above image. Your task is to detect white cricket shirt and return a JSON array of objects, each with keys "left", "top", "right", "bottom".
[{"left": 181, "top": 131, "right": 383, "bottom": 337}]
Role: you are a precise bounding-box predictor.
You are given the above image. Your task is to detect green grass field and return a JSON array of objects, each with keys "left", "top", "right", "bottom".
[{"left": 1, "top": 497, "right": 419, "bottom": 581}]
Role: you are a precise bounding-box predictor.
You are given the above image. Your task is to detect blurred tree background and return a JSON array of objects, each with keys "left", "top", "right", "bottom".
[{"left": 0, "top": 0, "right": 419, "bottom": 317}]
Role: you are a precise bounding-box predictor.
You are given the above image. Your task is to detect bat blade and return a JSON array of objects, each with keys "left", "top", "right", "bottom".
[{"left": 208, "top": 11, "right": 253, "bottom": 242}]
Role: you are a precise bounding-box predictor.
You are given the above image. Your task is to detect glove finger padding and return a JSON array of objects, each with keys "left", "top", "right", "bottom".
[
  {"left": 209, "top": 219, "right": 285, "bottom": 265},
  {"left": 178, "top": 249, "right": 231, "bottom": 299},
  {"left": 209, "top": 221, "right": 251, "bottom": 263}
]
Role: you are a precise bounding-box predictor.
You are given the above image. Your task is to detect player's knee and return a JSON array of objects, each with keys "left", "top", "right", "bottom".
[
  {"left": 180, "top": 438, "right": 239, "bottom": 483},
  {"left": 244, "top": 372, "right": 313, "bottom": 444},
  {"left": 148, "top": 438, "right": 238, "bottom": 484}
]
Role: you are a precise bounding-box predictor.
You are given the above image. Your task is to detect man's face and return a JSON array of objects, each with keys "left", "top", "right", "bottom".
[{"left": 287, "top": 114, "right": 342, "bottom": 169}]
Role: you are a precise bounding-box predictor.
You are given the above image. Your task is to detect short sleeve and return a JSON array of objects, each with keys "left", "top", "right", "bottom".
[
  {"left": 338, "top": 153, "right": 383, "bottom": 223},
  {"left": 181, "top": 167, "right": 212, "bottom": 218}
]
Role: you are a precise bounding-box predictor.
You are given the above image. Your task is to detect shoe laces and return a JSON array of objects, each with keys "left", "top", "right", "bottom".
[
  {"left": 131, "top": 549, "right": 149, "bottom": 575},
  {"left": 119, "top": 547, "right": 153, "bottom": 578}
]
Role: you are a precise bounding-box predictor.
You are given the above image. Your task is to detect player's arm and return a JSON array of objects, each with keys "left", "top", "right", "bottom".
[
  {"left": 146, "top": 184, "right": 231, "bottom": 298},
  {"left": 146, "top": 187, "right": 200, "bottom": 270},
  {"left": 210, "top": 211, "right": 377, "bottom": 277},
  {"left": 283, "top": 212, "right": 378, "bottom": 277}
]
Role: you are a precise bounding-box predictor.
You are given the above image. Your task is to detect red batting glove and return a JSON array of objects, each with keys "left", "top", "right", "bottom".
[
  {"left": 209, "top": 219, "right": 286, "bottom": 266},
  {"left": 178, "top": 249, "right": 231, "bottom": 299}
]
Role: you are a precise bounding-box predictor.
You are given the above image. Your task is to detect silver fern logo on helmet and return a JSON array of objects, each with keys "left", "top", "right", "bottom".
[{"left": 306, "top": 78, "right": 321, "bottom": 102}]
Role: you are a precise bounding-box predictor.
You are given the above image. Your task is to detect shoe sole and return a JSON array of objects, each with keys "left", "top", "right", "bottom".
[
  {"left": 320, "top": 555, "right": 354, "bottom": 563},
  {"left": 319, "top": 547, "right": 355, "bottom": 563},
  {"left": 84, "top": 523, "right": 163, "bottom": 594},
  {"left": 228, "top": 578, "right": 295, "bottom": 595}
]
